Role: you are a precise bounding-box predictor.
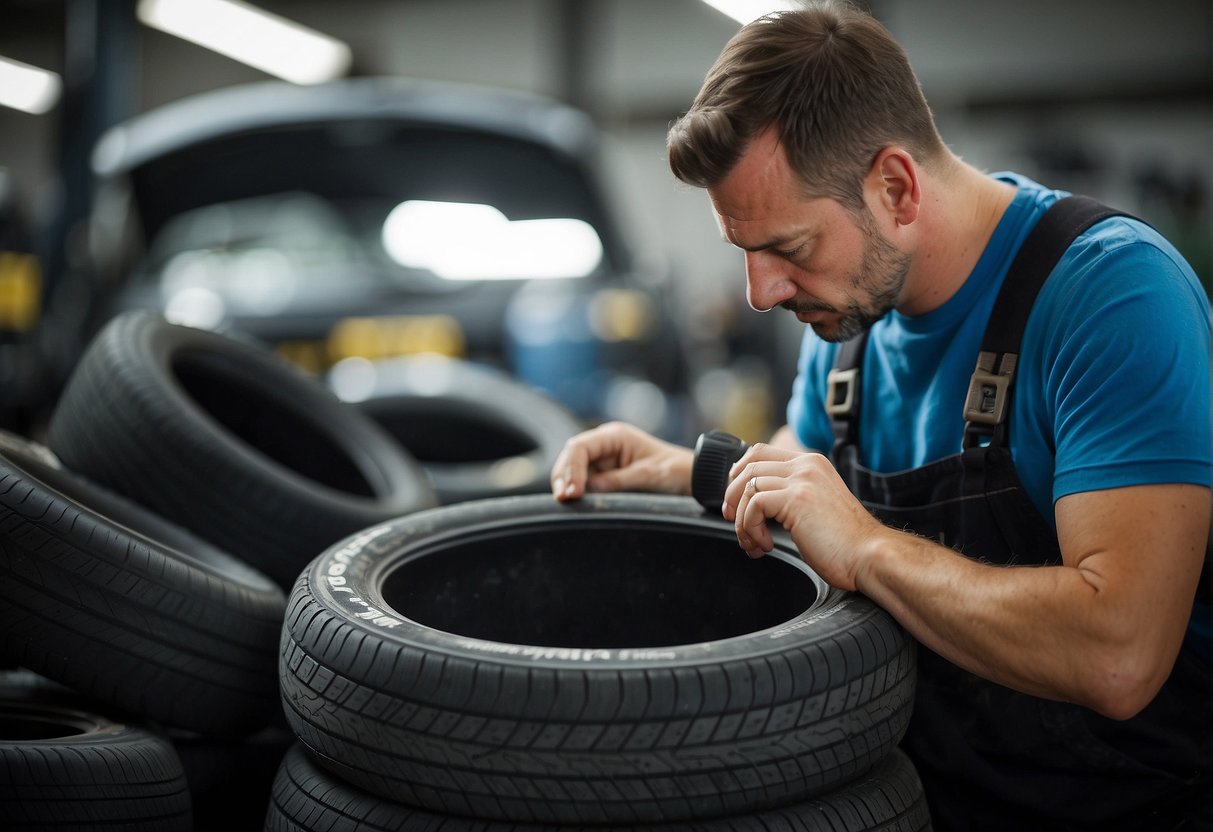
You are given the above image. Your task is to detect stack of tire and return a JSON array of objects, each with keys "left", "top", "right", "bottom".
[
  {"left": 1, "top": 311, "right": 932, "bottom": 829},
  {"left": 1, "top": 311, "right": 439, "bottom": 829},
  {"left": 0, "top": 424, "right": 287, "bottom": 831},
  {"left": 268, "top": 493, "right": 931, "bottom": 831}
]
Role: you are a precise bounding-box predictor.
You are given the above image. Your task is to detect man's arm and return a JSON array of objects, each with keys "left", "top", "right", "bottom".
[
  {"left": 551, "top": 423, "right": 807, "bottom": 501},
  {"left": 724, "top": 445, "right": 1209, "bottom": 720},
  {"left": 550, "top": 421, "right": 693, "bottom": 500},
  {"left": 767, "top": 424, "right": 809, "bottom": 452},
  {"left": 857, "top": 483, "right": 1208, "bottom": 719}
]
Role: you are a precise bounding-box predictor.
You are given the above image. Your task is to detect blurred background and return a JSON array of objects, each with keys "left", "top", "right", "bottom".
[{"left": 1, "top": 0, "right": 1210, "bottom": 447}]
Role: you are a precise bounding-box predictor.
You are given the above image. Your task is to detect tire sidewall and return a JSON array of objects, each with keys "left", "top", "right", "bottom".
[
  {"left": 300, "top": 493, "right": 891, "bottom": 674},
  {"left": 0, "top": 430, "right": 278, "bottom": 593},
  {"left": 134, "top": 314, "right": 433, "bottom": 514},
  {"left": 350, "top": 356, "right": 581, "bottom": 502}
]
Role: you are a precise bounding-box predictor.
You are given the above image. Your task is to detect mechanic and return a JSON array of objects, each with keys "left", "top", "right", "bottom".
[{"left": 549, "top": 2, "right": 1211, "bottom": 829}]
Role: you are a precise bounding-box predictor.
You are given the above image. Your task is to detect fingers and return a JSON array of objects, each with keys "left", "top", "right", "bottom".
[
  {"left": 721, "top": 455, "right": 792, "bottom": 520},
  {"left": 550, "top": 428, "right": 602, "bottom": 501},
  {"left": 724, "top": 463, "right": 781, "bottom": 557},
  {"left": 550, "top": 422, "right": 692, "bottom": 501},
  {"left": 584, "top": 463, "right": 650, "bottom": 495},
  {"left": 722, "top": 449, "right": 802, "bottom": 558},
  {"left": 734, "top": 475, "right": 777, "bottom": 557}
]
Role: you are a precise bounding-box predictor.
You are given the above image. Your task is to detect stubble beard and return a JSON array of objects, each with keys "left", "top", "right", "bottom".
[{"left": 780, "top": 219, "right": 910, "bottom": 343}]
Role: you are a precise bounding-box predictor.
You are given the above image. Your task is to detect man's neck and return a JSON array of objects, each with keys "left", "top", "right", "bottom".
[{"left": 899, "top": 160, "right": 1016, "bottom": 317}]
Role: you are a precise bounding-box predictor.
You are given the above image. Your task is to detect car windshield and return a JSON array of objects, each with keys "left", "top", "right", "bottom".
[{"left": 128, "top": 124, "right": 613, "bottom": 321}]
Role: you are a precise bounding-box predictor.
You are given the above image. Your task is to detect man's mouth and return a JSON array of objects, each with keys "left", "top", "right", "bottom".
[
  {"left": 781, "top": 299, "right": 837, "bottom": 324},
  {"left": 795, "top": 309, "right": 829, "bottom": 324}
]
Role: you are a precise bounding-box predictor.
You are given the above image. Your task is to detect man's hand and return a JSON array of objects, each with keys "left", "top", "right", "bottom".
[
  {"left": 720, "top": 442, "right": 1211, "bottom": 718},
  {"left": 550, "top": 421, "right": 694, "bottom": 501},
  {"left": 721, "top": 443, "right": 889, "bottom": 591}
]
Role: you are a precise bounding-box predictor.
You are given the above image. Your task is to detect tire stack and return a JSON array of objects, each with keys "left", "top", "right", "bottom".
[
  {"left": 0, "top": 431, "right": 281, "bottom": 831},
  {"left": 3, "top": 312, "right": 932, "bottom": 829},
  {"left": 1, "top": 311, "right": 439, "bottom": 829},
  {"left": 269, "top": 494, "right": 932, "bottom": 831},
  {"left": 0, "top": 670, "right": 193, "bottom": 831}
]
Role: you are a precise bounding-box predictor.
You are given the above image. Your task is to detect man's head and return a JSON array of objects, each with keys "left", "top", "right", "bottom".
[
  {"left": 667, "top": 1, "right": 946, "bottom": 215},
  {"left": 668, "top": 2, "right": 943, "bottom": 340},
  {"left": 707, "top": 125, "right": 912, "bottom": 341}
]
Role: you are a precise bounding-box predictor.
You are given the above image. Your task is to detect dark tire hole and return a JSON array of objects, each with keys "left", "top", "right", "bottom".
[
  {"left": 383, "top": 523, "right": 818, "bottom": 648},
  {"left": 0, "top": 708, "right": 93, "bottom": 741},
  {"left": 365, "top": 400, "right": 537, "bottom": 463},
  {"left": 174, "top": 351, "right": 375, "bottom": 496}
]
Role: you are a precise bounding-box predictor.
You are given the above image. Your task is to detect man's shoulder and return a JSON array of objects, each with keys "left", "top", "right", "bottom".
[{"left": 1046, "top": 212, "right": 1205, "bottom": 311}]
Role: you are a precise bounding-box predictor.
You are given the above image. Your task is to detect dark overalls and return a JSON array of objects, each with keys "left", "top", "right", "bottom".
[{"left": 827, "top": 197, "right": 1212, "bottom": 830}]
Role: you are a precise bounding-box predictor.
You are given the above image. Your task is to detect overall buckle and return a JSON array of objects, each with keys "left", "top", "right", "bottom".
[
  {"left": 963, "top": 351, "right": 1016, "bottom": 446},
  {"left": 826, "top": 367, "right": 858, "bottom": 417}
]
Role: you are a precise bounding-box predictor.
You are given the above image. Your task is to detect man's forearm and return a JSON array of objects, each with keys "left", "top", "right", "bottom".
[
  {"left": 856, "top": 532, "right": 1115, "bottom": 707},
  {"left": 855, "top": 484, "right": 1204, "bottom": 722},
  {"left": 768, "top": 424, "right": 809, "bottom": 452}
]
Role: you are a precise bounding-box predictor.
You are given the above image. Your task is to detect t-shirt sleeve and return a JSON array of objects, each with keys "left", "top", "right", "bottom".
[{"left": 1029, "top": 224, "right": 1212, "bottom": 502}]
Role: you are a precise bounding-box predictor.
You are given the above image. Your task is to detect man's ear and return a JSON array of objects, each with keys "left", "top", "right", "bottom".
[{"left": 865, "top": 147, "right": 920, "bottom": 228}]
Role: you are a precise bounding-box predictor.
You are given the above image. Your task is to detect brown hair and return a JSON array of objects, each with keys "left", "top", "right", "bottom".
[{"left": 667, "top": 1, "right": 946, "bottom": 213}]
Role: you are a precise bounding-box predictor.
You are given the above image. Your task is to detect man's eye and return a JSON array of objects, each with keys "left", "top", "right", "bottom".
[{"left": 776, "top": 244, "right": 805, "bottom": 259}]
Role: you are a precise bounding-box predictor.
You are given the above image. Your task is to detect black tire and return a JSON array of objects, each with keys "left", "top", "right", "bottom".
[
  {"left": 0, "top": 430, "right": 285, "bottom": 736},
  {"left": 280, "top": 493, "right": 915, "bottom": 825},
  {"left": 46, "top": 311, "right": 438, "bottom": 589},
  {"left": 331, "top": 355, "right": 582, "bottom": 504},
  {"left": 266, "top": 743, "right": 931, "bottom": 831},
  {"left": 0, "top": 671, "right": 192, "bottom": 831}
]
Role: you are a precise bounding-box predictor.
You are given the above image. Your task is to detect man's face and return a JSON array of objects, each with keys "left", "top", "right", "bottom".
[{"left": 707, "top": 129, "right": 910, "bottom": 342}]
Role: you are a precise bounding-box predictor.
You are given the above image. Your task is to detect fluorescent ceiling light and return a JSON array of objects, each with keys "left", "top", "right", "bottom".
[
  {"left": 382, "top": 200, "right": 604, "bottom": 281},
  {"left": 700, "top": 0, "right": 800, "bottom": 25},
  {"left": 137, "top": 0, "right": 351, "bottom": 85},
  {"left": 0, "top": 56, "right": 61, "bottom": 114}
]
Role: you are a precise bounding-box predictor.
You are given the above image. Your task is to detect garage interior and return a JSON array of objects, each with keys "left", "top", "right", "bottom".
[
  {"left": 0, "top": 1, "right": 1210, "bottom": 830},
  {"left": 2, "top": 0, "right": 1210, "bottom": 444}
]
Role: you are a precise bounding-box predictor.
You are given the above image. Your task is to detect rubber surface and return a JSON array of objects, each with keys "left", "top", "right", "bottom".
[
  {"left": 336, "top": 354, "right": 582, "bottom": 504},
  {"left": 46, "top": 310, "right": 438, "bottom": 589},
  {"left": 280, "top": 493, "right": 916, "bottom": 824},
  {"left": 0, "top": 671, "right": 192, "bottom": 831},
  {"left": 266, "top": 743, "right": 932, "bottom": 831},
  {"left": 0, "top": 430, "right": 285, "bottom": 736}
]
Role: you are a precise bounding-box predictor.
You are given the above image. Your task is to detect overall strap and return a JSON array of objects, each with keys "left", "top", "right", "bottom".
[
  {"left": 827, "top": 331, "right": 868, "bottom": 461},
  {"left": 963, "top": 195, "right": 1128, "bottom": 448},
  {"left": 827, "top": 194, "right": 1128, "bottom": 458}
]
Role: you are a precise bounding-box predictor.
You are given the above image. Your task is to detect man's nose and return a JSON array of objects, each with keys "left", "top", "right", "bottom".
[{"left": 744, "top": 252, "right": 797, "bottom": 313}]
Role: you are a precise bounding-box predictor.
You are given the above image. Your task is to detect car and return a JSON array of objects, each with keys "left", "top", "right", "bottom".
[{"left": 80, "top": 75, "right": 690, "bottom": 435}]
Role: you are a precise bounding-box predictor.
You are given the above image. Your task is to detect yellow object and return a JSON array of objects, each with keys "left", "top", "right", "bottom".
[
  {"left": 327, "top": 315, "right": 466, "bottom": 363},
  {"left": 274, "top": 315, "right": 468, "bottom": 373},
  {"left": 274, "top": 340, "right": 330, "bottom": 375},
  {"left": 0, "top": 252, "right": 41, "bottom": 332},
  {"left": 722, "top": 376, "right": 774, "bottom": 446},
  {"left": 588, "top": 289, "right": 654, "bottom": 342}
]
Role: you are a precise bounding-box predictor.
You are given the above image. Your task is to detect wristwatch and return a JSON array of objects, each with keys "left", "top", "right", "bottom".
[{"left": 691, "top": 429, "right": 748, "bottom": 513}]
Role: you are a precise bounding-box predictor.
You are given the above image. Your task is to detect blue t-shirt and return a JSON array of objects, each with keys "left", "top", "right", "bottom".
[{"left": 787, "top": 172, "right": 1212, "bottom": 528}]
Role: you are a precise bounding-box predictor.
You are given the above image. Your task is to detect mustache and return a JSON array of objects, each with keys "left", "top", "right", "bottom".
[{"left": 780, "top": 299, "right": 838, "bottom": 314}]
